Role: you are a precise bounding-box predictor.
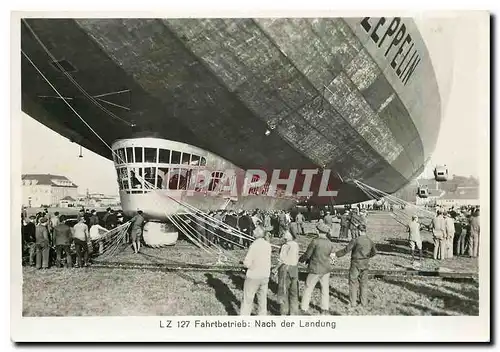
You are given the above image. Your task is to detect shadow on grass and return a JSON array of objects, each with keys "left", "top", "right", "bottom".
[
  {"left": 204, "top": 273, "right": 239, "bottom": 315},
  {"left": 397, "top": 302, "right": 451, "bottom": 316},
  {"left": 382, "top": 277, "right": 479, "bottom": 315}
]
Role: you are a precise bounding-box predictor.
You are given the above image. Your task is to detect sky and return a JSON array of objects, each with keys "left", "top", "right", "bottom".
[{"left": 20, "top": 14, "right": 488, "bottom": 195}]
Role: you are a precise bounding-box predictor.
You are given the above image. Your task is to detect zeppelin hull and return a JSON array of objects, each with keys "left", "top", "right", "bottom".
[{"left": 20, "top": 17, "right": 441, "bottom": 205}]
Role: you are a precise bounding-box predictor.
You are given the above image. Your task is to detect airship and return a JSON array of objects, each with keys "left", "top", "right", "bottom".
[{"left": 21, "top": 17, "right": 442, "bottom": 244}]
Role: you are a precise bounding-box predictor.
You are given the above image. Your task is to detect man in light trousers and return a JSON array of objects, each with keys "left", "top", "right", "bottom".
[
  {"left": 240, "top": 225, "right": 272, "bottom": 316},
  {"left": 431, "top": 210, "right": 446, "bottom": 260},
  {"left": 299, "top": 222, "right": 335, "bottom": 315}
]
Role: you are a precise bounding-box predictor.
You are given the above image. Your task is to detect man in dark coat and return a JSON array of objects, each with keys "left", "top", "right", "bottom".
[
  {"left": 53, "top": 215, "right": 73, "bottom": 268},
  {"left": 22, "top": 216, "right": 36, "bottom": 266},
  {"left": 238, "top": 211, "right": 255, "bottom": 247},
  {"left": 332, "top": 224, "right": 377, "bottom": 307},
  {"left": 349, "top": 208, "right": 363, "bottom": 239},
  {"left": 299, "top": 222, "right": 335, "bottom": 314},
  {"left": 105, "top": 209, "right": 118, "bottom": 230},
  {"left": 89, "top": 210, "right": 99, "bottom": 227}
]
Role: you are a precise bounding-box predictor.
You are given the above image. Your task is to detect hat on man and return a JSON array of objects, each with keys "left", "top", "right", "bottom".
[{"left": 317, "top": 222, "right": 330, "bottom": 234}]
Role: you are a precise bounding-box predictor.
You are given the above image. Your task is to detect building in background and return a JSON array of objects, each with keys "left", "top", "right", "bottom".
[
  {"left": 59, "top": 195, "right": 77, "bottom": 207},
  {"left": 76, "top": 192, "right": 121, "bottom": 208},
  {"left": 22, "top": 174, "right": 78, "bottom": 207},
  {"left": 435, "top": 187, "right": 480, "bottom": 208}
]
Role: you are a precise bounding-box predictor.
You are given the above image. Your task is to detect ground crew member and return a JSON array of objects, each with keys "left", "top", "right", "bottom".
[
  {"left": 105, "top": 209, "right": 118, "bottom": 230},
  {"left": 331, "top": 224, "right": 377, "bottom": 307},
  {"left": 224, "top": 210, "right": 238, "bottom": 250},
  {"left": 323, "top": 211, "right": 335, "bottom": 239},
  {"left": 349, "top": 208, "right": 362, "bottom": 239},
  {"left": 339, "top": 211, "right": 350, "bottom": 239},
  {"left": 89, "top": 210, "right": 99, "bottom": 227},
  {"left": 131, "top": 210, "right": 145, "bottom": 254},
  {"left": 90, "top": 223, "right": 108, "bottom": 254},
  {"left": 35, "top": 217, "right": 50, "bottom": 269},
  {"left": 278, "top": 211, "right": 288, "bottom": 237},
  {"left": 431, "top": 210, "right": 446, "bottom": 260},
  {"left": 274, "top": 229, "right": 300, "bottom": 315},
  {"left": 407, "top": 216, "right": 423, "bottom": 261},
  {"left": 76, "top": 209, "right": 85, "bottom": 223},
  {"left": 299, "top": 222, "right": 335, "bottom": 315},
  {"left": 240, "top": 226, "right": 272, "bottom": 316},
  {"left": 444, "top": 212, "right": 455, "bottom": 259},
  {"left": 72, "top": 217, "right": 90, "bottom": 267},
  {"left": 296, "top": 211, "right": 305, "bottom": 235},
  {"left": 213, "top": 210, "right": 224, "bottom": 246},
  {"left": 53, "top": 215, "right": 73, "bottom": 268}
]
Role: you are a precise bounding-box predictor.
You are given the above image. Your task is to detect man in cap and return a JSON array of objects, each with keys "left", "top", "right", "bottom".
[
  {"left": 274, "top": 229, "right": 300, "bottom": 315},
  {"left": 240, "top": 225, "right": 272, "bottom": 315},
  {"left": 331, "top": 224, "right": 377, "bottom": 307},
  {"left": 105, "top": 209, "right": 118, "bottom": 230},
  {"left": 52, "top": 215, "right": 73, "bottom": 268},
  {"left": 72, "top": 217, "right": 90, "bottom": 267},
  {"left": 102, "top": 207, "right": 112, "bottom": 226},
  {"left": 35, "top": 216, "right": 50, "bottom": 269},
  {"left": 299, "top": 221, "right": 335, "bottom": 314}
]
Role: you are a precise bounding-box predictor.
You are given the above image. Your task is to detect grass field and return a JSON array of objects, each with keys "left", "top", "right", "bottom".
[{"left": 21, "top": 211, "right": 479, "bottom": 316}]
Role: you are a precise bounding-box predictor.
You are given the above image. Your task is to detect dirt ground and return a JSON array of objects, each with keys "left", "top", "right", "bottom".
[{"left": 21, "top": 211, "right": 479, "bottom": 316}]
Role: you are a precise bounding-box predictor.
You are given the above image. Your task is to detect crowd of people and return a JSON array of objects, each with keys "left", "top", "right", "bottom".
[
  {"left": 428, "top": 205, "right": 481, "bottom": 260},
  {"left": 21, "top": 200, "right": 480, "bottom": 315},
  {"left": 235, "top": 204, "right": 480, "bottom": 316},
  {"left": 21, "top": 206, "right": 132, "bottom": 269},
  {"left": 190, "top": 207, "right": 370, "bottom": 250}
]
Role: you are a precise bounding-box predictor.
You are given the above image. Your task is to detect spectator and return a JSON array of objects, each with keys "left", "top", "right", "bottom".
[
  {"left": 407, "top": 216, "right": 423, "bottom": 261},
  {"left": 72, "top": 217, "right": 90, "bottom": 267},
  {"left": 53, "top": 215, "right": 73, "bottom": 268},
  {"left": 469, "top": 210, "right": 480, "bottom": 257},
  {"left": 35, "top": 217, "right": 50, "bottom": 269}
]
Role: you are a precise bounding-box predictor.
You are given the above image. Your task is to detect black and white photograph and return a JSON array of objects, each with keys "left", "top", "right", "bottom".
[{"left": 10, "top": 10, "right": 490, "bottom": 342}]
